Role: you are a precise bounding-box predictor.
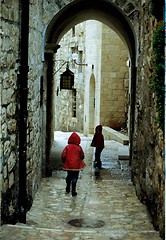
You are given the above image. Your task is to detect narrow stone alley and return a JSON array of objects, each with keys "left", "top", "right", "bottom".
[{"left": 1, "top": 133, "right": 162, "bottom": 240}]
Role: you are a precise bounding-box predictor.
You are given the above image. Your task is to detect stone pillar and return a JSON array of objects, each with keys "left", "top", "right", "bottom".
[
  {"left": 129, "top": 63, "right": 136, "bottom": 164},
  {"left": 44, "top": 44, "right": 60, "bottom": 177}
]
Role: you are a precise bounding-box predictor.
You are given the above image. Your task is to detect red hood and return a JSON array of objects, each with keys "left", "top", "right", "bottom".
[{"left": 68, "top": 132, "right": 81, "bottom": 145}]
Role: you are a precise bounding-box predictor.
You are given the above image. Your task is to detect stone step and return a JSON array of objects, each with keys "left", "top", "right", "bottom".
[
  {"left": 2, "top": 224, "right": 162, "bottom": 240},
  {"left": 118, "top": 145, "right": 130, "bottom": 160},
  {"left": 118, "top": 154, "right": 130, "bottom": 160},
  {"left": 103, "top": 126, "right": 129, "bottom": 145}
]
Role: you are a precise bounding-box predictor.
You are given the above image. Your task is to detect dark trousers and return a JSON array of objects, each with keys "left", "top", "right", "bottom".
[
  {"left": 94, "top": 148, "right": 103, "bottom": 168},
  {"left": 66, "top": 171, "right": 79, "bottom": 184},
  {"left": 66, "top": 171, "right": 79, "bottom": 195}
]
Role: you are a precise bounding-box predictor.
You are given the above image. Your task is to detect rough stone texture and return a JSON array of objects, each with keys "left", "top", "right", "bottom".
[
  {"left": 54, "top": 22, "right": 86, "bottom": 132},
  {"left": 100, "top": 24, "right": 129, "bottom": 129},
  {"left": 131, "top": 1, "right": 164, "bottom": 238},
  {"left": 1, "top": 137, "right": 162, "bottom": 239},
  {"left": 1, "top": 0, "right": 20, "bottom": 224},
  {"left": 1, "top": 0, "right": 44, "bottom": 223}
]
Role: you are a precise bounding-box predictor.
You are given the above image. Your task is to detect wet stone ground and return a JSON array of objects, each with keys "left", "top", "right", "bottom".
[{"left": 1, "top": 138, "right": 162, "bottom": 240}]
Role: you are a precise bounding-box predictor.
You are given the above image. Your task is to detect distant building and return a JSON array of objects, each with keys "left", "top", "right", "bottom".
[{"left": 54, "top": 20, "right": 129, "bottom": 135}]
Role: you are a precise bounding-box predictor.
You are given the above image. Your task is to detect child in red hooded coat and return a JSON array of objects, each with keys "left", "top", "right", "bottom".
[{"left": 61, "top": 132, "right": 85, "bottom": 196}]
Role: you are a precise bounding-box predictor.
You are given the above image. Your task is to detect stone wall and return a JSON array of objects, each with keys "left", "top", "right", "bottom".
[
  {"left": 54, "top": 23, "right": 86, "bottom": 132},
  {"left": 27, "top": 0, "right": 44, "bottom": 206},
  {"left": 1, "top": 0, "right": 45, "bottom": 222},
  {"left": 83, "top": 21, "right": 129, "bottom": 134},
  {"left": 100, "top": 25, "right": 129, "bottom": 130},
  {"left": 1, "top": 0, "right": 65, "bottom": 222},
  {"left": 131, "top": 1, "right": 164, "bottom": 237},
  {"left": 84, "top": 20, "right": 103, "bottom": 134},
  {"left": 1, "top": 0, "right": 21, "bottom": 223}
]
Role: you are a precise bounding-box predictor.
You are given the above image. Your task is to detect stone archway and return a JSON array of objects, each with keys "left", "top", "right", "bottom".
[{"left": 44, "top": 0, "right": 137, "bottom": 167}]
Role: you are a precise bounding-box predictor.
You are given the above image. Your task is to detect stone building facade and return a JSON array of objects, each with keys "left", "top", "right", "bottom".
[
  {"left": 54, "top": 22, "right": 86, "bottom": 132},
  {"left": 55, "top": 20, "right": 129, "bottom": 133},
  {"left": 0, "top": 0, "right": 164, "bottom": 238}
]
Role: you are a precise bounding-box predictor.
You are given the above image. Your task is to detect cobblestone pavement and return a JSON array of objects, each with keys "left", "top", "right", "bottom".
[{"left": 1, "top": 136, "right": 162, "bottom": 239}]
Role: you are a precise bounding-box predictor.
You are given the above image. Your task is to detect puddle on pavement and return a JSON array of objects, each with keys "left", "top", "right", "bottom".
[{"left": 68, "top": 218, "right": 105, "bottom": 228}]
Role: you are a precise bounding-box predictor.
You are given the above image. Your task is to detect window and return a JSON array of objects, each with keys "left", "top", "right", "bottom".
[{"left": 60, "top": 68, "right": 74, "bottom": 90}]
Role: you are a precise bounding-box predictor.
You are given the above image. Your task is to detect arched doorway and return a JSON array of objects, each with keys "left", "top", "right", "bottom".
[
  {"left": 44, "top": 0, "right": 137, "bottom": 175},
  {"left": 89, "top": 73, "right": 95, "bottom": 134}
]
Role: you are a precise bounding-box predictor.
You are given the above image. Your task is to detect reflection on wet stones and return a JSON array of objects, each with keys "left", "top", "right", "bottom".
[
  {"left": 109, "top": 238, "right": 123, "bottom": 240},
  {"left": 68, "top": 218, "right": 105, "bottom": 228},
  {"left": 102, "top": 161, "right": 121, "bottom": 169}
]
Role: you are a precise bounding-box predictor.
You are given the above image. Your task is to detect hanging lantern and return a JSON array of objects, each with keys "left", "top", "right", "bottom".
[{"left": 60, "top": 64, "right": 74, "bottom": 90}]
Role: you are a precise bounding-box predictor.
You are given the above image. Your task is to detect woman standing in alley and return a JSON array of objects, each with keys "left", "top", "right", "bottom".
[
  {"left": 61, "top": 132, "right": 86, "bottom": 196},
  {"left": 91, "top": 125, "right": 105, "bottom": 171}
]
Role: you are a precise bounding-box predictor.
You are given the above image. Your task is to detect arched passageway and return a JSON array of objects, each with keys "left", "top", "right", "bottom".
[
  {"left": 44, "top": 0, "right": 137, "bottom": 172},
  {"left": 1, "top": 0, "right": 164, "bottom": 236}
]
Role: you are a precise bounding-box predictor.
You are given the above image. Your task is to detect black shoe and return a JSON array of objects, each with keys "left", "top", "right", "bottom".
[
  {"left": 72, "top": 191, "right": 77, "bottom": 197},
  {"left": 66, "top": 184, "right": 70, "bottom": 194},
  {"left": 72, "top": 183, "right": 77, "bottom": 197},
  {"left": 95, "top": 167, "right": 100, "bottom": 176}
]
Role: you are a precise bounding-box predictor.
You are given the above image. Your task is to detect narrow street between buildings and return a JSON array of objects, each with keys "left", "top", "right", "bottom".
[{"left": 1, "top": 133, "right": 162, "bottom": 240}]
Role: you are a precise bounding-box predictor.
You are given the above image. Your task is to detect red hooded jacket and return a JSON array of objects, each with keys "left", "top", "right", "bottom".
[{"left": 61, "top": 132, "right": 85, "bottom": 171}]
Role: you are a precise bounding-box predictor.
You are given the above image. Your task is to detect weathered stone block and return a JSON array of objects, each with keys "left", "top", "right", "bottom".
[
  {"left": 7, "top": 119, "right": 16, "bottom": 134},
  {"left": 8, "top": 152, "right": 16, "bottom": 173},
  {"left": 9, "top": 172, "right": 14, "bottom": 188}
]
